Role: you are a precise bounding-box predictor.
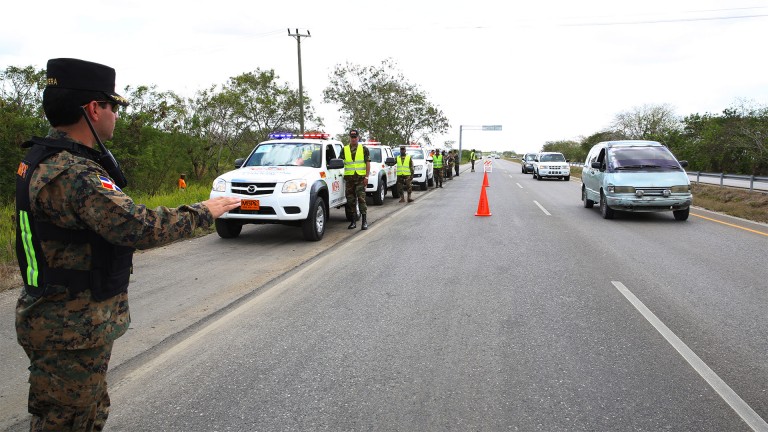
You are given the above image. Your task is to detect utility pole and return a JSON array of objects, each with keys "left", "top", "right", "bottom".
[{"left": 288, "top": 28, "right": 311, "bottom": 134}]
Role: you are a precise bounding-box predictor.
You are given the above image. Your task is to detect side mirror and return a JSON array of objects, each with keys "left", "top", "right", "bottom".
[
  {"left": 678, "top": 160, "right": 689, "bottom": 168},
  {"left": 427, "top": 158, "right": 433, "bottom": 163},
  {"left": 385, "top": 157, "right": 396, "bottom": 167},
  {"left": 591, "top": 161, "right": 601, "bottom": 169},
  {"left": 327, "top": 158, "right": 345, "bottom": 170},
  {"left": 235, "top": 158, "right": 245, "bottom": 168}
]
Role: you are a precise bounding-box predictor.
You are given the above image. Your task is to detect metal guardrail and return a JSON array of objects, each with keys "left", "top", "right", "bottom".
[
  {"left": 688, "top": 171, "right": 768, "bottom": 192},
  {"left": 567, "top": 163, "right": 768, "bottom": 192}
]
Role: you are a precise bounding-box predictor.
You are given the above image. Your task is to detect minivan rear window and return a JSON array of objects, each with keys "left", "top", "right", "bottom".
[{"left": 609, "top": 146, "right": 680, "bottom": 171}]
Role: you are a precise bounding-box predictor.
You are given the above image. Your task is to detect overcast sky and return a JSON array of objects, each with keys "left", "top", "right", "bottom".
[{"left": 2, "top": 0, "right": 767, "bottom": 154}]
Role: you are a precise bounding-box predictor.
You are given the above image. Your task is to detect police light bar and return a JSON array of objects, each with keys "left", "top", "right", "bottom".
[
  {"left": 269, "top": 132, "right": 330, "bottom": 140},
  {"left": 361, "top": 141, "right": 382, "bottom": 145}
]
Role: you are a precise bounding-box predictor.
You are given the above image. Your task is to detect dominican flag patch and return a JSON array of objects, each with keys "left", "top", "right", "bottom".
[{"left": 98, "top": 175, "right": 122, "bottom": 192}]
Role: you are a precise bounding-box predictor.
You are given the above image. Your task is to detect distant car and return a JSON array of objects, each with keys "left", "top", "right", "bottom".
[
  {"left": 362, "top": 141, "right": 397, "bottom": 204},
  {"left": 532, "top": 152, "right": 569, "bottom": 181},
  {"left": 581, "top": 140, "right": 692, "bottom": 220},
  {"left": 521, "top": 153, "right": 537, "bottom": 174}
]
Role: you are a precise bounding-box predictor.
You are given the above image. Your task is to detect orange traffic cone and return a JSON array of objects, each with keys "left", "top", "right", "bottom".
[
  {"left": 482, "top": 171, "right": 489, "bottom": 187},
  {"left": 475, "top": 185, "right": 492, "bottom": 217}
]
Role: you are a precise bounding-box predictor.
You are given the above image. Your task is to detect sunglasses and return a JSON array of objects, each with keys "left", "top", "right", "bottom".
[{"left": 95, "top": 101, "right": 119, "bottom": 113}]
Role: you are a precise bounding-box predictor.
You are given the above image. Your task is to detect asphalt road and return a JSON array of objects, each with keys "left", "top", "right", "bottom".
[{"left": 2, "top": 160, "right": 767, "bottom": 431}]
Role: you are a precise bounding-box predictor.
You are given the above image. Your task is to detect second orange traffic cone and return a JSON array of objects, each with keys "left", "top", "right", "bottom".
[
  {"left": 482, "top": 171, "right": 489, "bottom": 187},
  {"left": 475, "top": 185, "right": 491, "bottom": 217}
]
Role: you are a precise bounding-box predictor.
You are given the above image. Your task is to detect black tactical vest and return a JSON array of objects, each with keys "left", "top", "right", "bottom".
[{"left": 16, "top": 137, "right": 134, "bottom": 301}]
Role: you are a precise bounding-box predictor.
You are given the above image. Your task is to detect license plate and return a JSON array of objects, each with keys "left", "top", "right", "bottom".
[{"left": 241, "top": 199, "right": 259, "bottom": 211}]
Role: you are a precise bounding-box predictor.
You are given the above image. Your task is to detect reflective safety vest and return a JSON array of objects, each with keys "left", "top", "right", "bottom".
[
  {"left": 433, "top": 154, "right": 443, "bottom": 169},
  {"left": 397, "top": 155, "right": 412, "bottom": 176},
  {"left": 343, "top": 145, "right": 366, "bottom": 175},
  {"left": 470, "top": 151, "right": 476, "bottom": 161}
]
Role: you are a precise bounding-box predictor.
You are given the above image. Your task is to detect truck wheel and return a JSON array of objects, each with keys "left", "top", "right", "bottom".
[
  {"left": 215, "top": 219, "right": 242, "bottom": 239},
  {"left": 600, "top": 192, "right": 615, "bottom": 219},
  {"left": 373, "top": 177, "right": 385, "bottom": 205},
  {"left": 302, "top": 196, "right": 326, "bottom": 241},
  {"left": 564, "top": 175, "right": 570, "bottom": 181},
  {"left": 391, "top": 184, "right": 400, "bottom": 198},
  {"left": 420, "top": 181, "right": 427, "bottom": 191},
  {"left": 673, "top": 208, "right": 689, "bottom": 221}
]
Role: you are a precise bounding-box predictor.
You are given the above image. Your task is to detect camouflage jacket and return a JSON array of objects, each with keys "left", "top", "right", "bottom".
[{"left": 16, "top": 130, "right": 214, "bottom": 350}]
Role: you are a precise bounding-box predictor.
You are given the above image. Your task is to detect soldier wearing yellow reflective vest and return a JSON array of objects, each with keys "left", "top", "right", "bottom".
[
  {"left": 343, "top": 129, "right": 370, "bottom": 230},
  {"left": 396, "top": 145, "right": 415, "bottom": 202},
  {"left": 432, "top": 151, "right": 443, "bottom": 188}
]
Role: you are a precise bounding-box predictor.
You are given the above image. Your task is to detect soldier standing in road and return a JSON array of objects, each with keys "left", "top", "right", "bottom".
[
  {"left": 470, "top": 149, "right": 478, "bottom": 172},
  {"left": 432, "top": 149, "right": 443, "bottom": 188},
  {"left": 396, "top": 145, "right": 415, "bottom": 202},
  {"left": 343, "top": 129, "right": 370, "bottom": 230},
  {"left": 446, "top": 150, "right": 454, "bottom": 180},
  {"left": 453, "top": 150, "right": 460, "bottom": 177},
  {"left": 14, "top": 58, "right": 241, "bottom": 432}
]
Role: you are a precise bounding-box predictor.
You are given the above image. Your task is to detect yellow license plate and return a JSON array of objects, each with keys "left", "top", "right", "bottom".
[{"left": 241, "top": 199, "right": 260, "bottom": 211}]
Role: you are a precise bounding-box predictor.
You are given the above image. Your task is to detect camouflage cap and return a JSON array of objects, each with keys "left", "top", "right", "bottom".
[{"left": 46, "top": 58, "right": 129, "bottom": 106}]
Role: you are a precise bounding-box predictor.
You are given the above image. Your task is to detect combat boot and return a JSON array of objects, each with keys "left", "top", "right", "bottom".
[
  {"left": 399, "top": 196, "right": 405, "bottom": 203},
  {"left": 348, "top": 219, "right": 356, "bottom": 229},
  {"left": 407, "top": 192, "right": 414, "bottom": 203},
  {"left": 361, "top": 214, "right": 368, "bottom": 230}
]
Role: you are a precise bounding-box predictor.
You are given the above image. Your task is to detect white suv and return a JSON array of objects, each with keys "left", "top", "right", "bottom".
[
  {"left": 210, "top": 132, "right": 355, "bottom": 241},
  {"left": 533, "top": 152, "right": 570, "bottom": 181},
  {"left": 392, "top": 145, "right": 434, "bottom": 190},
  {"left": 362, "top": 141, "right": 398, "bottom": 204}
]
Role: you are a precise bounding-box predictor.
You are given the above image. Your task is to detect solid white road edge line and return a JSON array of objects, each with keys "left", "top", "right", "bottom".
[
  {"left": 533, "top": 200, "right": 551, "bottom": 216},
  {"left": 611, "top": 281, "right": 768, "bottom": 432}
]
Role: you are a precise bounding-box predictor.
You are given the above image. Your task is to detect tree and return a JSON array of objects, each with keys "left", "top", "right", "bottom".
[
  {"left": 542, "top": 140, "right": 583, "bottom": 162},
  {"left": 610, "top": 103, "right": 681, "bottom": 142},
  {"left": 323, "top": 58, "right": 449, "bottom": 146},
  {"left": 0, "top": 66, "right": 48, "bottom": 201}
]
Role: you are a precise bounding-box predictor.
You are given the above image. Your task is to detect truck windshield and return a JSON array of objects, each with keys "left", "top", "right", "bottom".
[
  {"left": 540, "top": 154, "right": 565, "bottom": 162},
  {"left": 609, "top": 147, "right": 680, "bottom": 171},
  {"left": 368, "top": 147, "right": 382, "bottom": 163},
  {"left": 245, "top": 143, "right": 322, "bottom": 168},
  {"left": 393, "top": 149, "right": 425, "bottom": 160}
]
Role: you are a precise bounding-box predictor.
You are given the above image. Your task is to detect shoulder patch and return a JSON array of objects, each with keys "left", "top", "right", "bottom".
[
  {"left": 17, "top": 161, "right": 29, "bottom": 178},
  {"left": 98, "top": 175, "right": 122, "bottom": 192}
]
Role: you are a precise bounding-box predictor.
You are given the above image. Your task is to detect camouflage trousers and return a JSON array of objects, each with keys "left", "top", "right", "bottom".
[
  {"left": 433, "top": 168, "right": 443, "bottom": 187},
  {"left": 397, "top": 176, "right": 413, "bottom": 196},
  {"left": 23, "top": 343, "right": 113, "bottom": 432},
  {"left": 345, "top": 175, "right": 367, "bottom": 215}
]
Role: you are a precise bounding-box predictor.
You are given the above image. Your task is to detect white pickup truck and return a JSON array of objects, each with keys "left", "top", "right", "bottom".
[
  {"left": 363, "top": 141, "right": 398, "bottom": 204},
  {"left": 210, "top": 132, "right": 358, "bottom": 241}
]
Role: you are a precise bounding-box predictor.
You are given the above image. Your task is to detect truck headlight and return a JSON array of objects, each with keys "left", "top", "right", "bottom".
[
  {"left": 670, "top": 185, "right": 690, "bottom": 193},
  {"left": 282, "top": 179, "right": 308, "bottom": 193},
  {"left": 608, "top": 186, "right": 635, "bottom": 193},
  {"left": 212, "top": 178, "right": 227, "bottom": 192},
  {"left": 414, "top": 165, "right": 423, "bottom": 173}
]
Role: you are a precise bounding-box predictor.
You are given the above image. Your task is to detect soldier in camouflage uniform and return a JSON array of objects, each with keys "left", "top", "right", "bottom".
[
  {"left": 15, "top": 58, "right": 240, "bottom": 432},
  {"left": 343, "top": 129, "right": 370, "bottom": 230},
  {"left": 396, "top": 145, "right": 415, "bottom": 202}
]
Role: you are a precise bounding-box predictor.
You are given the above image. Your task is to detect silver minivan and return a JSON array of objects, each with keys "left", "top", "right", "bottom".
[{"left": 581, "top": 140, "right": 692, "bottom": 220}]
